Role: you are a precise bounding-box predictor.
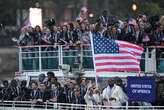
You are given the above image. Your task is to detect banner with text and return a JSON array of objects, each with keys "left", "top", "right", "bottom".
[{"left": 127, "top": 76, "right": 155, "bottom": 102}]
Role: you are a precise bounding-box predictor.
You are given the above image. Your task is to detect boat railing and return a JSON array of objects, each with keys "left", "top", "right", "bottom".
[{"left": 17, "top": 45, "right": 164, "bottom": 74}]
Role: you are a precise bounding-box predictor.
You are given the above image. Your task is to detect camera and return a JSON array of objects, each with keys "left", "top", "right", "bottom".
[
  {"left": 44, "top": 18, "right": 56, "bottom": 31},
  {"left": 58, "top": 64, "right": 72, "bottom": 74}
]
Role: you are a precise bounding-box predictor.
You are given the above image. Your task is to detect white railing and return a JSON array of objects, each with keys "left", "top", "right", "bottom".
[
  {"left": 18, "top": 45, "right": 164, "bottom": 74},
  {"left": 18, "top": 44, "right": 93, "bottom": 72},
  {"left": 0, "top": 101, "right": 164, "bottom": 110}
]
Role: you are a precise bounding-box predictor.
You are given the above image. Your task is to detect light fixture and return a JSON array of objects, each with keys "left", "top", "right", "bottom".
[
  {"left": 132, "top": 4, "right": 137, "bottom": 11},
  {"left": 89, "top": 13, "right": 94, "bottom": 18}
]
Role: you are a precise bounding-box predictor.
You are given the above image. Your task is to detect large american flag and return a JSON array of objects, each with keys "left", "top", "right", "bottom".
[{"left": 91, "top": 34, "right": 144, "bottom": 72}]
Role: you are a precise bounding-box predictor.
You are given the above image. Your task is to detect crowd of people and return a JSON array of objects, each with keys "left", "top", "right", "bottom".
[
  {"left": 0, "top": 71, "right": 128, "bottom": 108},
  {"left": 16, "top": 11, "right": 164, "bottom": 72},
  {"left": 15, "top": 10, "right": 164, "bottom": 48},
  {"left": 4, "top": 10, "right": 164, "bottom": 108}
]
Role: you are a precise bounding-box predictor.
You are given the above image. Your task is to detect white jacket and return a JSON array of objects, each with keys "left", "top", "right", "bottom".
[
  {"left": 109, "top": 84, "right": 128, "bottom": 106},
  {"left": 84, "top": 89, "right": 93, "bottom": 106},
  {"left": 84, "top": 89, "right": 102, "bottom": 110},
  {"left": 102, "top": 86, "right": 111, "bottom": 104}
]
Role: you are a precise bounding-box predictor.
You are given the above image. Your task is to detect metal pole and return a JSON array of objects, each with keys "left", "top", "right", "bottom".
[
  {"left": 154, "top": 48, "right": 157, "bottom": 73},
  {"left": 60, "top": 45, "right": 63, "bottom": 65},
  {"left": 79, "top": 45, "right": 83, "bottom": 71},
  {"left": 59, "top": 45, "right": 64, "bottom": 79},
  {"left": 84, "top": 0, "right": 87, "bottom": 7},
  {"left": 39, "top": 46, "right": 42, "bottom": 72},
  {"left": 19, "top": 47, "right": 22, "bottom": 72},
  {"left": 145, "top": 47, "right": 149, "bottom": 73},
  {"left": 126, "top": 101, "right": 128, "bottom": 110}
]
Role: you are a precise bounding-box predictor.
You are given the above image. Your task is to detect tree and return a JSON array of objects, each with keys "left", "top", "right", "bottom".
[
  {"left": 0, "top": 0, "right": 36, "bottom": 26},
  {"left": 87, "top": 0, "right": 164, "bottom": 21},
  {"left": 145, "top": 2, "right": 164, "bottom": 15}
]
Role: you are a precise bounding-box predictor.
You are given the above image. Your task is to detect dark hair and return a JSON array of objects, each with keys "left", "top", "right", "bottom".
[
  {"left": 156, "top": 23, "right": 161, "bottom": 29},
  {"left": 51, "top": 83, "right": 57, "bottom": 87},
  {"left": 10, "top": 79, "right": 17, "bottom": 87},
  {"left": 53, "top": 76, "right": 58, "bottom": 81},
  {"left": 75, "top": 84, "right": 81, "bottom": 88},
  {"left": 39, "top": 73, "right": 45, "bottom": 78},
  {"left": 35, "top": 25, "right": 41, "bottom": 30},
  {"left": 68, "top": 23, "right": 74, "bottom": 31},
  {"left": 95, "top": 21, "right": 103, "bottom": 33},
  {"left": 145, "top": 26, "right": 152, "bottom": 33},
  {"left": 20, "top": 80, "right": 27, "bottom": 88},
  {"left": 31, "top": 81, "right": 38, "bottom": 87},
  {"left": 44, "top": 18, "right": 56, "bottom": 30},
  {"left": 40, "top": 82, "right": 45, "bottom": 85},
  {"left": 80, "top": 23, "right": 87, "bottom": 32},
  {"left": 47, "top": 71, "right": 55, "bottom": 77},
  {"left": 3, "top": 80, "right": 8, "bottom": 84},
  {"left": 148, "top": 14, "right": 160, "bottom": 30},
  {"left": 102, "top": 10, "right": 108, "bottom": 16}
]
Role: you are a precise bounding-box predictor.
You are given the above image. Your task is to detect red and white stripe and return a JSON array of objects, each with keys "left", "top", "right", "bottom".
[{"left": 94, "top": 40, "right": 144, "bottom": 72}]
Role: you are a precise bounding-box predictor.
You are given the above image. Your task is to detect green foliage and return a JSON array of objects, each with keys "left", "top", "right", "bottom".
[
  {"left": 87, "top": 0, "right": 99, "bottom": 15},
  {"left": 87, "top": 0, "right": 164, "bottom": 20},
  {"left": 0, "top": 0, "right": 17, "bottom": 25},
  {"left": 52, "top": 0, "right": 83, "bottom": 7},
  {"left": 1, "top": 0, "right": 164, "bottom": 25},
  {"left": 0, "top": 0, "right": 35, "bottom": 25},
  {"left": 145, "top": 2, "right": 164, "bottom": 15}
]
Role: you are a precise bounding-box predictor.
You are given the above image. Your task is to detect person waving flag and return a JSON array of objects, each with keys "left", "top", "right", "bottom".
[{"left": 81, "top": 6, "right": 87, "bottom": 13}]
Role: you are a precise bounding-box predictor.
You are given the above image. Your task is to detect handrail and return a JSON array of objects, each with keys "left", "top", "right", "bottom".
[
  {"left": 17, "top": 44, "right": 164, "bottom": 73},
  {"left": 18, "top": 45, "right": 93, "bottom": 72},
  {"left": 149, "top": 45, "right": 164, "bottom": 48},
  {"left": 15, "top": 44, "right": 164, "bottom": 48},
  {"left": 16, "top": 43, "right": 91, "bottom": 48},
  {"left": 0, "top": 101, "right": 164, "bottom": 109}
]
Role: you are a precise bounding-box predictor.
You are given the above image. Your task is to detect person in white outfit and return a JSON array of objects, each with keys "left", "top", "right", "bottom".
[
  {"left": 93, "top": 89, "right": 102, "bottom": 105},
  {"left": 102, "top": 78, "right": 128, "bottom": 107},
  {"left": 102, "top": 79, "right": 113, "bottom": 106},
  {"left": 84, "top": 83, "right": 102, "bottom": 110}
]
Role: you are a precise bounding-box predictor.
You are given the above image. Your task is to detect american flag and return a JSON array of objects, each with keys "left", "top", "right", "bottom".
[
  {"left": 128, "top": 18, "right": 136, "bottom": 26},
  {"left": 162, "top": 37, "right": 164, "bottom": 41},
  {"left": 142, "top": 35, "right": 150, "bottom": 42},
  {"left": 91, "top": 34, "right": 144, "bottom": 72},
  {"left": 81, "top": 6, "right": 87, "bottom": 13},
  {"left": 42, "top": 35, "right": 48, "bottom": 42},
  {"left": 11, "top": 37, "right": 18, "bottom": 42},
  {"left": 76, "top": 15, "right": 83, "bottom": 22},
  {"left": 24, "top": 23, "right": 31, "bottom": 28}
]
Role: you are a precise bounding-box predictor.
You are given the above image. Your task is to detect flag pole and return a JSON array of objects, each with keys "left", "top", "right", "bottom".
[
  {"left": 138, "top": 66, "right": 141, "bottom": 77},
  {"left": 95, "top": 74, "right": 99, "bottom": 88},
  {"left": 138, "top": 70, "right": 141, "bottom": 77},
  {"left": 84, "top": 0, "right": 87, "bottom": 7},
  {"left": 95, "top": 75, "right": 98, "bottom": 88},
  {"left": 90, "top": 32, "right": 98, "bottom": 88}
]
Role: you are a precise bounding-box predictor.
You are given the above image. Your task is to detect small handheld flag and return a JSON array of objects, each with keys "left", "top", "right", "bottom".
[
  {"left": 81, "top": 6, "right": 87, "bottom": 13},
  {"left": 24, "top": 23, "right": 31, "bottom": 28},
  {"left": 142, "top": 35, "right": 150, "bottom": 42},
  {"left": 11, "top": 37, "right": 18, "bottom": 42},
  {"left": 42, "top": 36, "right": 48, "bottom": 42},
  {"left": 128, "top": 18, "right": 136, "bottom": 26},
  {"left": 76, "top": 15, "right": 83, "bottom": 22}
]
